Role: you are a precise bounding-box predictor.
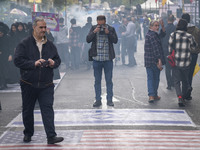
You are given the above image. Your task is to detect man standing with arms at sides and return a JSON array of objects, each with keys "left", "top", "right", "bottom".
[
  {"left": 86, "top": 15, "right": 118, "bottom": 107},
  {"left": 14, "top": 17, "right": 64, "bottom": 144},
  {"left": 144, "top": 20, "right": 165, "bottom": 103},
  {"left": 161, "top": 15, "right": 176, "bottom": 90},
  {"left": 122, "top": 16, "right": 137, "bottom": 67}
]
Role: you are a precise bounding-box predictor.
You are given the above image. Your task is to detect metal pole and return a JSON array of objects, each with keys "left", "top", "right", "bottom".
[
  {"left": 195, "top": 0, "right": 197, "bottom": 26},
  {"left": 0, "top": 101, "right": 2, "bottom": 110},
  {"left": 65, "top": 0, "right": 67, "bottom": 26},
  {"left": 199, "top": 0, "right": 200, "bottom": 27}
]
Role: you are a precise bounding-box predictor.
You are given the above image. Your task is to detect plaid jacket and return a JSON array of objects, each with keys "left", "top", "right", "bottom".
[
  {"left": 169, "top": 30, "right": 196, "bottom": 67},
  {"left": 144, "top": 30, "right": 165, "bottom": 67}
]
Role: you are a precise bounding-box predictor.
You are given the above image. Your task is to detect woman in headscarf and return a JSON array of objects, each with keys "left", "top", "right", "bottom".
[{"left": 0, "top": 22, "right": 10, "bottom": 89}]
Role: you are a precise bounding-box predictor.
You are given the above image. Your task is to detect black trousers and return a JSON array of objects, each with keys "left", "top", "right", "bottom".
[
  {"left": 165, "top": 57, "right": 174, "bottom": 87},
  {"left": 20, "top": 82, "right": 57, "bottom": 138},
  {"left": 172, "top": 66, "right": 191, "bottom": 98}
]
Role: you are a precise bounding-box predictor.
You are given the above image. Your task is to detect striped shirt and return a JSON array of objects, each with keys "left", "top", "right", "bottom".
[
  {"left": 169, "top": 30, "right": 196, "bottom": 67},
  {"left": 93, "top": 33, "right": 109, "bottom": 61}
]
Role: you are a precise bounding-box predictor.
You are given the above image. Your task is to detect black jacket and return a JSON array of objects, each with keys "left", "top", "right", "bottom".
[
  {"left": 14, "top": 35, "right": 61, "bottom": 88},
  {"left": 86, "top": 24, "right": 118, "bottom": 61}
]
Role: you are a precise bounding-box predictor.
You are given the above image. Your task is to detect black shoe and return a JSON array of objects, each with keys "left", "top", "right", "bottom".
[
  {"left": 47, "top": 136, "right": 64, "bottom": 144},
  {"left": 178, "top": 98, "right": 185, "bottom": 107},
  {"left": 185, "top": 96, "right": 192, "bottom": 101},
  {"left": 93, "top": 101, "right": 102, "bottom": 107},
  {"left": 166, "top": 86, "right": 171, "bottom": 90},
  {"left": 23, "top": 135, "right": 31, "bottom": 143},
  {"left": 107, "top": 101, "right": 114, "bottom": 106}
]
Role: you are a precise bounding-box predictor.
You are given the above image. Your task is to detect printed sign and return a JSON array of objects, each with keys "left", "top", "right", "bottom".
[{"left": 32, "top": 12, "right": 59, "bottom": 31}]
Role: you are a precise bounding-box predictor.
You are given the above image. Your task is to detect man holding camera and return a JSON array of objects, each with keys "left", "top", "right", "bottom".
[
  {"left": 14, "top": 17, "right": 64, "bottom": 144},
  {"left": 86, "top": 15, "right": 118, "bottom": 107}
]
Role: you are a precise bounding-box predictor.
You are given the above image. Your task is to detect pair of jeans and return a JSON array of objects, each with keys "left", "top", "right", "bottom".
[
  {"left": 20, "top": 82, "right": 57, "bottom": 138},
  {"left": 146, "top": 65, "right": 160, "bottom": 97},
  {"left": 93, "top": 60, "right": 113, "bottom": 101},
  {"left": 172, "top": 66, "right": 191, "bottom": 98},
  {"left": 127, "top": 36, "right": 137, "bottom": 66}
]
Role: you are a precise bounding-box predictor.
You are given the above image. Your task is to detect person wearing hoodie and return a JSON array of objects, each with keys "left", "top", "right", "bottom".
[
  {"left": 168, "top": 19, "right": 196, "bottom": 107},
  {"left": 181, "top": 13, "right": 200, "bottom": 100}
]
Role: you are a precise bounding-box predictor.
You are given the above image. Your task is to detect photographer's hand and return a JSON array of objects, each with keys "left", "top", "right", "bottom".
[
  {"left": 48, "top": 58, "right": 55, "bottom": 68},
  {"left": 93, "top": 25, "right": 100, "bottom": 33},
  {"left": 35, "top": 59, "right": 46, "bottom": 67},
  {"left": 105, "top": 27, "right": 109, "bottom": 34}
]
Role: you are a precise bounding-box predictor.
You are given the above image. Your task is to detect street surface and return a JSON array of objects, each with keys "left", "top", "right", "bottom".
[{"left": 0, "top": 39, "right": 200, "bottom": 149}]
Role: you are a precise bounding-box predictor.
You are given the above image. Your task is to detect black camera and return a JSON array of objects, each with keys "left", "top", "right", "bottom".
[
  {"left": 99, "top": 25, "right": 105, "bottom": 31},
  {"left": 41, "top": 60, "right": 49, "bottom": 67},
  {"left": 99, "top": 25, "right": 106, "bottom": 34}
]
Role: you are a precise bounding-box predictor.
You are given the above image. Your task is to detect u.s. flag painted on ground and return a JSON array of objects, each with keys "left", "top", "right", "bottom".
[{"left": 0, "top": 130, "right": 200, "bottom": 149}]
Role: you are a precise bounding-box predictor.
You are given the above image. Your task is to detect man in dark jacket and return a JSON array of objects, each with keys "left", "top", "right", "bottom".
[
  {"left": 82, "top": 17, "right": 93, "bottom": 70},
  {"left": 14, "top": 17, "right": 64, "bottom": 144},
  {"left": 86, "top": 15, "right": 118, "bottom": 107},
  {"left": 182, "top": 13, "right": 200, "bottom": 100},
  {"left": 161, "top": 15, "right": 176, "bottom": 90}
]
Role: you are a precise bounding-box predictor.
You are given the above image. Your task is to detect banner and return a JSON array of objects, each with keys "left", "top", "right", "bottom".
[
  {"left": 29, "top": 0, "right": 42, "bottom": 3},
  {"left": 32, "top": 12, "right": 59, "bottom": 31},
  {"left": 162, "top": 0, "right": 167, "bottom": 6}
]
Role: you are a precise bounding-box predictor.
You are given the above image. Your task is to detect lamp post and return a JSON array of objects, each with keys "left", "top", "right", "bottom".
[{"left": 199, "top": 0, "right": 200, "bottom": 27}]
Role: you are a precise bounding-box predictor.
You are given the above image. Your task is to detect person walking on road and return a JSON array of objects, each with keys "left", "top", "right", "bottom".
[
  {"left": 161, "top": 15, "right": 176, "bottom": 90},
  {"left": 14, "top": 17, "right": 64, "bottom": 144},
  {"left": 169, "top": 19, "right": 196, "bottom": 107},
  {"left": 144, "top": 20, "right": 165, "bottom": 103},
  {"left": 122, "top": 16, "right": 137, "bottom": 67},
  {"left": 86, "top": 15, "right": 118, "bottom": 107},
  {"left": 181, "top": 13, "right": 200, "bottom": 100}
]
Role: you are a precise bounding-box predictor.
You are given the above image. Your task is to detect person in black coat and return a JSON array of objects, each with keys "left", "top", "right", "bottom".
[
  {"left": 14, "top": 17, "right": 64, "bottom": 144},
  {"left": 0, "top": 22, "right": 10, "bottom": 89},
  {"left": 82, "top": 16, "right": 93, "bottom": 70}
]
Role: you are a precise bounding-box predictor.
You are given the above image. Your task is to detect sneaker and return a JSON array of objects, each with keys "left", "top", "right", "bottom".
[
  {"left": 107, "top": 101, "right": 114, "bottom": 106},
  {"left": 23, "top": 135, "right": 31, "bottom": 143},
  {"left": 148, "top": 96, "right": 154, "bottom": 103},
  {"left": 47, "top": 136, "right": 64, "bottom": 144},
  {"left": 93, "top": 101, "right": 102, "bottom": 107},
  {"left": 178, "top": 97, "right": 185, "bottom": 107}
]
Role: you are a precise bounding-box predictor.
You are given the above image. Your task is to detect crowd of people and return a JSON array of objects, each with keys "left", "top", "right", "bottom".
[
  {"left": 0, "top": 10, "right": 199, "bottom": 108},
  {"left": 144, "top": 13, "right": 199, "bottom": 107},
  {"left": 0, "top": 11, "right": 145, "bottom": 90}
]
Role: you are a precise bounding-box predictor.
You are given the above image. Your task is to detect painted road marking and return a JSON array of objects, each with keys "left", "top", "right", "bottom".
[
  {"left": 7, "top": 109, "right": 195, "bottom": 127},
  {"left": 1, "top": 130, "right": 200, "bottom": 149}
]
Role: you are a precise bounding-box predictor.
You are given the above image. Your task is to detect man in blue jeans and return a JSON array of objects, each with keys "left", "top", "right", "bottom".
[
  {"left": 86, "top": 15, "right": 118, "bottom": 107},
  {"left": 144, "top": 20, "right": 165, "bottom": 103}
]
